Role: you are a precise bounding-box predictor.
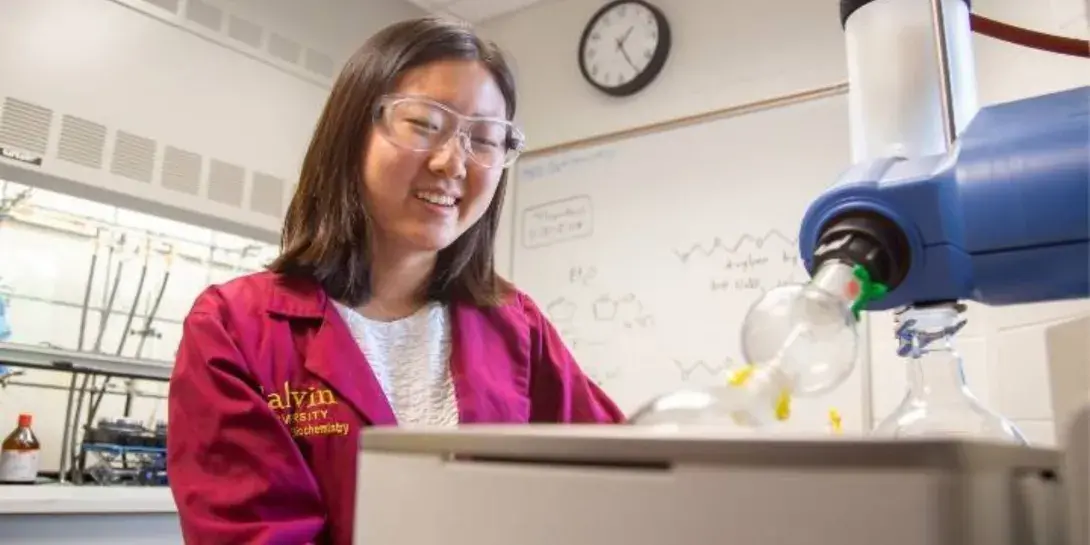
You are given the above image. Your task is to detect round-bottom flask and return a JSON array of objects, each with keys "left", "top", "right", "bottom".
[
  {"left": 629, "top": 260, "right": 866, "bottom": 429},
  {"left": 626, "top": 368, "right": 791, "bottom": 431},
  {"left": 872, "top": 304, "right": 1028, "bottom": 444}
]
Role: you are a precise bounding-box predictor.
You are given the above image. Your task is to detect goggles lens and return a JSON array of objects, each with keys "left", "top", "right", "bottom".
[{"left": 378, "top": 96, "right": 524, "bottom": 168}]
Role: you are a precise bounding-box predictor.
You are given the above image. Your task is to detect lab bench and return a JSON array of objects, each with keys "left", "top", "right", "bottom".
[{"left": 0, "top": 484, "right": 181, "bottom": 544}]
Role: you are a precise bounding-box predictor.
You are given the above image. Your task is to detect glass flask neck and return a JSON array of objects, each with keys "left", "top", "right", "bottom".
[
  {"left": 897, "top": 305, "right": 971, "bottom": 405},
  {"left": 809, "top": 260, "right": 858, "bottom": 307},
  {"left": 905, "top": 345, "right": 973, "bottom": 404}
]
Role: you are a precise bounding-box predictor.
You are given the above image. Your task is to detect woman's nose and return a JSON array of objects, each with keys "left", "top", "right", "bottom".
[{"left": 428, "top": 132, "right": 469, "bottom": 180}]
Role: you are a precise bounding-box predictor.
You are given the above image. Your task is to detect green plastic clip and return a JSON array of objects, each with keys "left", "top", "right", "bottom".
[{"left": 849, "top": 264, "right": 888, "bottom": 320}]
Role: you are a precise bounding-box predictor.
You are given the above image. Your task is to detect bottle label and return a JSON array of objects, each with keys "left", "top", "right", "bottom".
[{"left": 0, "top": 450, "right": 40, "bottom": 482}]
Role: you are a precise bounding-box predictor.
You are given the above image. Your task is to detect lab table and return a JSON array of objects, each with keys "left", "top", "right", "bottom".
[{"left": 0, "top": 484, "right": 181, "bottom": 544}]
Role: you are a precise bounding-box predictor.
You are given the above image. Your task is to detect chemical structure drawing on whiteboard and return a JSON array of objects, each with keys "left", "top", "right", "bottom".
[
  {"left": 674, "top": 229, "right": 804, "bottom": 293},
  {"left": 673, "top": 229, "right": 795, "bottom": 263},
  {"left": 542, "top": 265, "right": 655, "bottom": 387},
  {"left": 671, "top": 358, "right": 735, "bottom": 381},
  {"left": 545, "top": 293, "right": 654, "bottom": 330}
]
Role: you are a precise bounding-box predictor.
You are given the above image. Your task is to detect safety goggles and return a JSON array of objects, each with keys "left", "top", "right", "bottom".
[{"left": 374, "top": 94, "right": 526, "bottom": 169}]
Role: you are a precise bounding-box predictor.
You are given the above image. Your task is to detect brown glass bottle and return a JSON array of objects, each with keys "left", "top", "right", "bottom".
[{"left": 0, "top": 414, "right": 41, "bottom": 484}]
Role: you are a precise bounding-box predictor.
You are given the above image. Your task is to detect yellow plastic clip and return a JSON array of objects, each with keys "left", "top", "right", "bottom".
[
  {"left": 774, "top": 389, "right": 792, "bottom": 421},
  {"left": 727, "top": 364, "right": 756, "bottom": 387},
  {"left": 828, "top": 409, "right": 843, "bottom": 434}
]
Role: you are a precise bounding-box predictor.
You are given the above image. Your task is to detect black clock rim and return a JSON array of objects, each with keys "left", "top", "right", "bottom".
[{"left": 577, "top": 0, "right": 672, "bottom": 98}]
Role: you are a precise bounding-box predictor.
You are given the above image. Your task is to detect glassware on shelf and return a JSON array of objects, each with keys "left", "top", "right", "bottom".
[
  {"left": 0, "top": 413, "right": 41, "bottom": 484},
  {"left": 872, "top": 304, "right": 1028, "bottom": 444},
  {"left": 629, "top": 260, "right": 883, "bottom": 431}
]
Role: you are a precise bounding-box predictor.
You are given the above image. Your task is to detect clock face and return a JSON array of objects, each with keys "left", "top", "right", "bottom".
[{"left": 579, "top": 1, "right": 666, "bottom": 94}]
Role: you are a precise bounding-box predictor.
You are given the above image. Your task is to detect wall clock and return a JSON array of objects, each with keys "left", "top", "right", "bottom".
[{"left": 578, "top": 0, "right": 671, "bottom": 97}]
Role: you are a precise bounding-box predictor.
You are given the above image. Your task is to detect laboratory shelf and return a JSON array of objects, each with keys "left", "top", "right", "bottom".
[{"left": 0, "top": 341, "right": 172, "bottom": 380}]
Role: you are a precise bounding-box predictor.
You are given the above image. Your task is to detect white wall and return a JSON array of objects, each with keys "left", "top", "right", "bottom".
[
  {"left": 0, "top": 0, "right": 427, "bottom": 474},
  {"left": 483, "top": 0, "right": 1090, "bottom": 444},
  {"left": 0, "top": 0, "right": 425, "bottom": 243}
]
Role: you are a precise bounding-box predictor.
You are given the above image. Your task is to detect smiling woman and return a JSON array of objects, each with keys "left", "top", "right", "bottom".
[
  {"left": 272, "top": 23, "right": 525, "bottom": 315},
  {"left": 361, "top": 64, "right": 525, "bottom": 262},
  {"left": 165, "top": 16, "right": 624, "bottom": 545}
]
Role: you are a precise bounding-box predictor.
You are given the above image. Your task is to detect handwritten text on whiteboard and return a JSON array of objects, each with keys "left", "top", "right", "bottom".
[
  {"left": 517, "top": 148, "right": 616, "bottom": 183},
  {"left": 521, "top": 195, "right": 594, "bottom": 249}
]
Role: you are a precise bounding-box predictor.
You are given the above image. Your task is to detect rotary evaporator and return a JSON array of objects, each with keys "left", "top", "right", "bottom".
[{"left": 629, "top": 1, "right": 1088, "bottom": 441}]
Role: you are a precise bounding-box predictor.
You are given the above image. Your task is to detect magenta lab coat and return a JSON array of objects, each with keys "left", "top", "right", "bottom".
[{"left": 167, "top": 271, "right": 625, "bottom": 545}]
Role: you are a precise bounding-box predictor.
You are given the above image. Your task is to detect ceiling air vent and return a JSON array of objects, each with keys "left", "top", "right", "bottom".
[
  {"left": 185, "top": 0, "right": 224, "bottom": 32},
  {"left": 208, "top": 159, "right": 245, "bottom": 207},
  {"left": 250, "top": 172, "right": 286, "bottom": 217},
  {"left": 110, "top": 131, "right": 157, "bottom": 183},
  {"left": 227, "top": 15, "right": 264, "bottom": 48},
  {"left": 268, "top": 33, "right": 302, "bottom": 65},
  {"left": 0, "top": 98, "right": 52, "bottom": 155},
  {"left": 161, "top": 146, "right": 202, "bottom": 196},
  {"left": 141, "top": 0, "right": 179, "bottom": 14},
  {"left": 305, "top": 49, "right": 335, "bottom": 78},
  {"left": 57, "top": 115, "right": 107, "bottom": 169}
]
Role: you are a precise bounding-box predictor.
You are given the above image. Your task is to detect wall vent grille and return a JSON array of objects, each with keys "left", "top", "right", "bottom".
[
  {"left": 0, "top": 98, "right": 53, "bottom": 155},
  {"left": 2, "top": 83, "right": 290, "bottom": 238},
  {"left": 208, "top": 159, "right": 245, "bottom": 207},
  {"left": 57, "top": 115, "right": 107, "bottom": 169},
  {"left": 129, "top": 0, "right": 338, "bottom": 85},
  {"left": 304, "top": 49, "right": 335, "bottom": 78},
  {"left": 110, "top": 131, "right": 157, "bottom": 183},
  {"left": 268, "top": 33, "right": 303, "bottom": 65},
  {"left": 161, "top": 146, "right": 203, "bottom": 196},
  {"left": 141, "top": 0, "right": 180, "bottom": 14},
  {"left": 227, "top": 15, "right": 264, "bottom": 48},
  {"left": 185, "top": 0, "right": 224, "bottom": 32},
  {"left": 250, "top": 172, "right": 286, "bottom": 218}
]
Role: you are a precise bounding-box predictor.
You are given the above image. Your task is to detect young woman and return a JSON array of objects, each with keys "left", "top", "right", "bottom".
[{"left": 166, "top": 16, "right": 625, "bottom": 545}]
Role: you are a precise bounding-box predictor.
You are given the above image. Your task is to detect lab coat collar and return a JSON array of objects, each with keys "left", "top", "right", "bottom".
[
  {"left": 306, "top": 302, "right": 398, "bottom": 426},
  {"left": 259, "top": 272, "right": 500, "bottom": 426},
  {"left": 266, "top": 274, "right": 327, "bottom": 319},
  {"left": 264, "top": 273, "right": 398, "bottom": 425}
]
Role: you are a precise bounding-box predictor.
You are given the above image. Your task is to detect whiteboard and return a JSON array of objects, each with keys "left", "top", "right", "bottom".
[{"left": 510, "top": 89, "right": 873, "bottom": 434}]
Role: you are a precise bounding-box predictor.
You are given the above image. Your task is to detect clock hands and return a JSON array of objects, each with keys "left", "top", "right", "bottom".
[
  {"left": 615, "top": 26, "right": 639, "bottom": 72},
  {"left": 618, "top": 26, "right": 634, "bottom": 44}
]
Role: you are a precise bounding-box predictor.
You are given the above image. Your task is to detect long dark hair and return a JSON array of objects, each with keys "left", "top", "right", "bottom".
[{"left": 269, "top": 17, "right": 518, "bottom": 308}]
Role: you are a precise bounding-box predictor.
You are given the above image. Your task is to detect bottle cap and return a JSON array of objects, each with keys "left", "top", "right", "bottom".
[{"left": 17, "top": 413, "right": 31, "bottom": 427}]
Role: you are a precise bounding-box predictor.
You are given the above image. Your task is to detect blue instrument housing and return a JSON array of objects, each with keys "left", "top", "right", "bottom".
[{"left": 800, "top": 85, "right": 1089, "bottom": 311}]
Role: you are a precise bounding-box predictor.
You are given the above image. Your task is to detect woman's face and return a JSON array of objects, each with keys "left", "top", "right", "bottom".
[{"left": 362, "top": 59, "right": 508, "bottom": 255}]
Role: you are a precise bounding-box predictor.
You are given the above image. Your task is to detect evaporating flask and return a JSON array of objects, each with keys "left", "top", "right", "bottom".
[
  {"left": 872, "top": 304, "right": 1028, "bottom": 444},
  {"left": 628, "top": 260, "right": 868, "bottom": 430}
]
